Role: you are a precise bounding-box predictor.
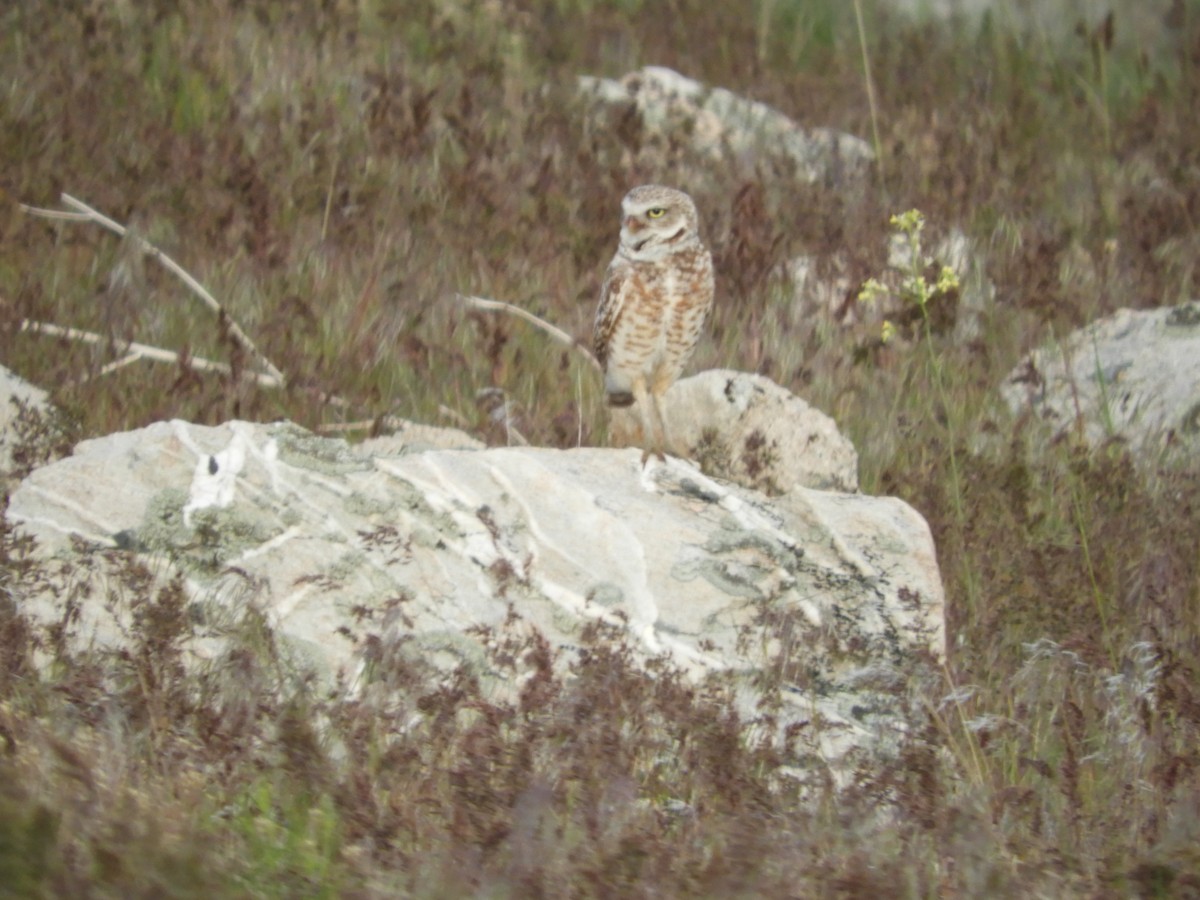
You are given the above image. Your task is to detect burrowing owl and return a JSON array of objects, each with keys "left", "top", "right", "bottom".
[{"left": 593, "top": 184, "right": 715, "bottom": 462}]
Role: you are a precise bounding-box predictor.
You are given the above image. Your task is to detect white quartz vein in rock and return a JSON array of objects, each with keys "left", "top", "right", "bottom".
[{"left": 8, "top": 484, "right": 117, "bottom": 546}]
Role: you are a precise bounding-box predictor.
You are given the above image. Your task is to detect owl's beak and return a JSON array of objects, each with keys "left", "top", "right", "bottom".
[{"left": 624, "top": 217, "right": 645, "bottom": 234}]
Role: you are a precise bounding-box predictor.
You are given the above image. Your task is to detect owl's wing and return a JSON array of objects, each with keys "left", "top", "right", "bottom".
[{"left": 593, "top": 263, "right": 631, "bottom": 367}]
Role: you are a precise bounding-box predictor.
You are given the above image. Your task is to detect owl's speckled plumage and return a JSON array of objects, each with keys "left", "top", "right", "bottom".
[{"left": 593, "top": 184, "right": 715, "bottom": 462}]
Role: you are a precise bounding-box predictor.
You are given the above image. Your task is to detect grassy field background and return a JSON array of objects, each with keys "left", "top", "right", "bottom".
[{"left": 2, "top": 0, "right": 1200, "bottom": 895}]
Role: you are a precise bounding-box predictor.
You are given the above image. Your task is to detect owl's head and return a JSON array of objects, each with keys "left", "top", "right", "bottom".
[{"left": 617, "top": 184, "right": 703, "bottom": 261}]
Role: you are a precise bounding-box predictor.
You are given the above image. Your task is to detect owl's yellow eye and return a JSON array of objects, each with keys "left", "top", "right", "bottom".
[{"left": 646, "top": 208, "right": 666, "bottom": 219}]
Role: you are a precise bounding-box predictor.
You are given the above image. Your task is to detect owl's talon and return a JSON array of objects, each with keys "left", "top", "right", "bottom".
[{"left": 640, "top": 447, "right": 667, "bottom": 467}]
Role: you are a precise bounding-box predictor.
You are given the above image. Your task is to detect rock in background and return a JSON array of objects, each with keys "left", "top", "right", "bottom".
[
  {"left": 578, "top": 66, "right": 873, "bottom": 186},
  {"left": 884, "top": 0, "right": 1179, "bottom": 52},
  {"left": 1002, "top": 301, "right": 1200, "bottom": 466},
  {"left": 7, "top": 412, "right": 944, "bottom": 788},
  {"left": 0, "top": 363, "right": 67, "bottom": 484},
  {"left": 787, "top": 223, "right": 995, "bottom": 343}
]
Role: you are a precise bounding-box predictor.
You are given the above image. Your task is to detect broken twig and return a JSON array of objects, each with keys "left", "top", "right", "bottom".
[{"left": 20, "top": 320, "right": 284, "bottom": 388}]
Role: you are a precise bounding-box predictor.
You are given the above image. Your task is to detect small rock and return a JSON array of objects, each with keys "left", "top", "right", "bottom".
[{"left": 665, "top": 369, "right": 859, "bottom": 494}]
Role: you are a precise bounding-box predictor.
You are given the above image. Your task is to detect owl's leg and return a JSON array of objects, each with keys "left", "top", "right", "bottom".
[
  {"left": 631, "top": 379, "right": 666, "bottom": 464},
  {"left": 649, "top": 367, "right": 683, "bottom": 461},
  {"left": 649, "top": 391, "right": 672, "bottom": 463}
]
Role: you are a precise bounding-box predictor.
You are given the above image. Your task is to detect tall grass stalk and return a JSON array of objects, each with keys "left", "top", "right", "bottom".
[
  {"left": 1068, "top": 468, "right": 1118, "bottom": 668},
  {"left": 853, "top": 0, "right": 885, "bottom": 188}
]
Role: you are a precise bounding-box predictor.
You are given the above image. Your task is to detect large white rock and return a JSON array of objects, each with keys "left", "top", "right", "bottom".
[
  {"left": 1001, "top": 301, "right": 1200, "bottom": 465},
  {"left": 7, "top": 417, "right": 944, "bottom": 786}
]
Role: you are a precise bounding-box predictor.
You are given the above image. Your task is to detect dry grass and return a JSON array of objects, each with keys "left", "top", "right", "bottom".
[{"left": 2, "top": 0, "right": 1200, "bottom": 895}]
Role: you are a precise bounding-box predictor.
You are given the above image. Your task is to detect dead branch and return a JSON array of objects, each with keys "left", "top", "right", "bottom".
[
  {"left": 456, "top": 293, "right": 601, "bottom": 372},
  {"left": 21, "top": 193, "right": 286, "bottom": 387}
]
